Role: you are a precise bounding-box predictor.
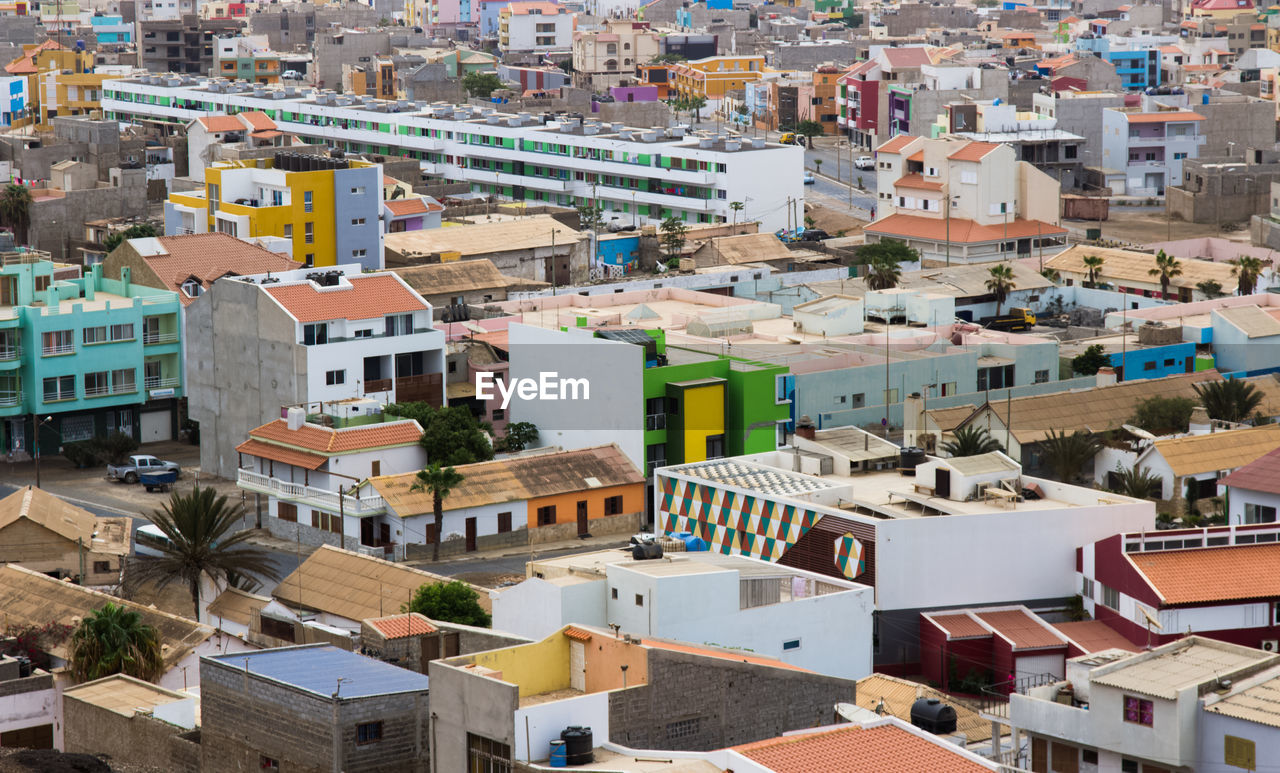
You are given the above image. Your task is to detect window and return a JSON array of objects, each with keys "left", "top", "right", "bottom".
[
  {"left": 92, "top": 560, "right": 111, "bottom": 574},
  {"left": 1082, "top": 750, "right": 1098, "bottom": 765},
  {"left": 352, "top": 249, "right": 367, "bottom": 259},
  {"left": 304, "top": 254, "right": 315, "bottom": 267},
  {"left": 356, "top": 721, "right": 383, "bottom": 744},
  {"left": 611, "top": 587, "right": 618, "bottom": 599},
  {"left": 1246, "top": 503, "right": 1278, "bottom": 524},
  {"left": 635, "top": 593, "right": 644, "bottom": 607},
  {"left": 84, "top": 371, "right": 110, "bottom": 397},
  {"left": 466, "top": 734, "right": 511, "bottom": 773},
  {"left": 782, "top": 639, "right": 801, "bottom": 651},
  {"left": 536, "top": 505, "right": 556, "bottom": 526},
  {"left": 83, "top": 326, "right": 106, "bottom": 344},
  {"left": 884, "top": 388, "right": 899, "bottom": 404},
  {"left": 326, "top": 369, "right": 345, "bottom": 386},
  {"left": 283, "top": 224, "right": 292, "bottom": 238},
  {"left": 1143, "top": 361, "right": 1157, "bottom": 371},
  {"left": 34, "top": 275, "right": 50, "bottom": 292},
  {"left": 385, "top": 314, "right": 414, "bottom": 336},
  {"left": 304, "top": 222, "right": 314, "bottom": 244},
  {"left": 259, "top": 616, "right": 295, "bottom": 642},
  {"left": 604, "top": 495, "right": 624, "bottom": 516},
  {"left": 492, "top": 409, "right": 505, "bottom": 421},
  {"left": 1123, "top": 696, "right": 1154, "bottom": 727},
  {"left": 498, "top": 512, "right": 512, "bottom": 533},
  {"left": 706, "top": 434, "right": 725, "bottom": 459},
  {"left": 41, "top": 375, "right": 74, "bottom": 403},
  {"left": 354, "top": 329, "right": 373, "bottom": 338},
  {"left": 664, "top": 718, "right": 700, "bottom": 741},
  {"left": 110, "top": 323, "right": 134, "bottom": 341},
  {"left": 259, "top": 756, "right": 280, "bottom": 772},
  {"left": 303, "top": 323, "right": 328, "bottom": 346},
  {"left": 1081, "top": 577, "right": 1095, "bottom": 600},
  {"left": 646, "top": 443, "right": 666, "bottom": 473},
  {"left": 62, "top": 415, "right": 94, "bottom": 442},
  {"left": 112, "top": 368, "right": 136, "bottom": 394},
  {"left": 351, "top": 186, "right": 366, "bottom": 195},
  {"left": 1035, "top": 369, "right": 1049, "bottom": 384},
  {"left": 1101, "top": 584, "right": 1120, "bottom": 610},
  {"left": 351, "top": 217, "right": 366, "bottom": 226},
  {"left": 42, "top": 330, "right": 74, "bottom": 356},
  {"left": 277, "top": 502, "right": 297, "bottom": 522},
  {"left": 311, "top": 510, "right": 341, "bottom": 534},
  {"left": 180, "top": 278, "right": 203, "bottom": 298},
  {"left": 304, "top": 190, "right": 313, "bottom": 212}
]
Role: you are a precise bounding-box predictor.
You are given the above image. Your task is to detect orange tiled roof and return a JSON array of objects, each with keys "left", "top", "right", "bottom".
[
  {"left": 140, "top": 233, "right": 300, "bottom": 306},
  {"left": 947, "top": 141, "right": 1001, "bottom": 162},
  {"left": 385, "top": 197, "right": 444, "bottom": 216},
  {"left": 234, "top": 437, "right": 328, "bottom": 470},
  {"left": 928, "top": 613, "right": 989, "bottom": 640},
  {"left": 240, "top": 111, "right": 276, "bottom": 131},
  {"left": 866, "top": 213, "right": 1066, "bottom": 244},
  {"left": 367, "top": 613, "right": 438, "bottom": 639},
  {"left": 265, "top": 274, "right": 429, "bottom": 322},
  {"left": 976, "top": 609, "right": 1065, "bottom": 651},
  {"left": 907, "top": 150, "right": 924, "bottom": 162},
  {"left": 1130, "top": 543, "right": 1280, "bottom": 606},
  {"left": 1125, "top": 111, "right": 1206, "bottom": 123},
  {"left": 564, "top": 626, "right": 593, "bottom": 641},
  {"left": 876, "top": 135, "right": 918, "bottom": 155},
  {"left": 894, "top": 174, "right": 943, "bottom": 192},
  {"left": 196, "top": 115, "right": 247, "bottom": 132},
  {"left": 247, "top": 418, "right": 424, "bottom": 455},
  {"left": 1053, "top": 620, "right": 1139, "bottom": 653},
  {"left": 734, "top": 724, "right": 994, "bottom": 772}
]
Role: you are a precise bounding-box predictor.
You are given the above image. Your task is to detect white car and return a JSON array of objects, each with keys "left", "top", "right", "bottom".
[{"left": 854, "top": 155, "right": 875, "bottom": 170}]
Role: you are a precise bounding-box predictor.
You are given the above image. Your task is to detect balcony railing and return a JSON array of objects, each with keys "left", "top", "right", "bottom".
[
  {"left": 84, "top": 384, "right": 111, "bottom": 397},
  {"left": 145, "top": 376, "right": 180, "bottom": 390},
  {"left": 42, "top": 344, "right": 74, "bottom": 356},
  {"left": 0, "top": 389, "right": 20, "bottom": 407},
  {"left": 0, "top": 345, "right": 19, "bottom": 361},
  {"left": 237, "top": 469, "right": 387, "bottom": 516},
  {"left": 143, "top": 331, "right": 179, "bottom": 345}
]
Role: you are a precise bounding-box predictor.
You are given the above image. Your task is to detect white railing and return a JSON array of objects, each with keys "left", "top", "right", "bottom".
[
  {"left": 110, "top": 382, "right": 136, "bottom": 395},
  {"left": 0, "top": 345, "right": 18, "bottom": 361},
  {"left": 84, "top": 384, "right": 111, "bottom": 397},
  {"left": 237, "top": 469, "right": 387, "bottom": 516},
  {"left": 143, "top": 332, "right": 179, "bottom": 344},
  {"left": 144, "top": 376, "right": 180, "bottom": 390},
  {"left": 42, "top": 344, "right": 74, "bottom": 356},
  {"left": 0, "top": 389, "right": 19, "bottom": 407}
]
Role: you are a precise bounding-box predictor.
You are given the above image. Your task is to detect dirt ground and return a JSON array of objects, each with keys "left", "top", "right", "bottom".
[
  {"left": 0, "top": 749, "right": 161, "bottom": 773},
  {"left": 1066, "top": 209, "right": 1252, "bottom": 247},
  {"left": 805, "top": 200, "right": 867, "bottom": 237}
]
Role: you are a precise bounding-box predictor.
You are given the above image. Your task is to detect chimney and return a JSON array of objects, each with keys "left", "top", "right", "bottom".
[
  {"left": 1188, "top": 406, "right": 1211, "bottom": 435},
  {"left": 286, "top": 406, "right": 306, "bottom": 431},
  {"left": 1096, "top": 367, "right": 1117, "bottom": 387},
  {"left": 903, "top": 392, "right": 923, "bottom": 448},
  {"left": 795, "top": 414, "right": 816, "bottom": 441}
]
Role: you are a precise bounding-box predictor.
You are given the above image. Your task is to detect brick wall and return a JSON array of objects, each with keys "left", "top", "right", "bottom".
[
  {"left": 404, "top": 511, "right": 642, "bottom": 561},
  {"left": 64, "top": 693, "right": 192, "bottom": 770},
  {"left": 0, "top": 673, "right": 53, "bottom": 699}
]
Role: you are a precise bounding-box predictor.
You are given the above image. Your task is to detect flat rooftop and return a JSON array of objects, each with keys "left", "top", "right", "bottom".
[
  {"left": 1, "top": 289, "right": 156, "bottom": 316},
  {"left": 207, "top": 645, "right": 429, "bottom": 699},
  {"left": 1090, "top": 640, "right": 1274, "bottom": 700},
  {"left": 548, "top": 748, "right": 721, "bottom": 772},
  {"left": 528, "top": 546, "right": 859, "bottom": 585}
]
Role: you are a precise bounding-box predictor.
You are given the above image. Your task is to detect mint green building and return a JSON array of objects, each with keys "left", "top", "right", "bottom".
[{"left": 0, "top": 257, "right": 183, "bottom": 456}]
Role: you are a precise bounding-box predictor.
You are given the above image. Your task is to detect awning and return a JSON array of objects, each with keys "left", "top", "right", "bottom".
[{"left": 447, "top": 381, "right": 477, "bottom": 400}]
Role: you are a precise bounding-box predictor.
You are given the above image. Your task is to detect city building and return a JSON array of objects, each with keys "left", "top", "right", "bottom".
[
  {"left": 185, "top": 263, "right": 445, "bottom": 479},
  {"left": 2, "top": 39, "right": 99, "bottom": 128},
  {"left": 102, "top": 76, "right": 802, "bottom": 232},
  {"left": 200, "top": 645, "right": 431, "bottom": 773},
  {"left": 493, "top": 547, "right": 875, "bottom": 678},
  {"left": 1101, "top": 100, "right": 1207, "bottom": 197},
  {"left": 0, "top": 653, "right": 58, "bottom": 750},
  {"left": 1219, "top": 445, "right": 1280, "bottom": 525},
  {"left": 88, "top": 13, "right": 133, "bottom": 44},
  {"left": 0, "top": 74, "right": 29, "bottom": 128},
  {"left": 383, "top": 215, "right": 588, "bottom": 285},
  {"left": 428, "top": 623, "right": 856, "bottom": 769},
  {"left": 63, "top": 676, "right": 199, "bottom": 771},
  {"left": 101, "top": 232, "right": 301, "bottom": 306},
  {"left": 499, "top": 1, "right": 574, "bottom": 53},
  {"left": 213, "top": 35, "right": 281, "bottom": 84},
  {"left": 0, "top": 256, "right": 184, "bottom": 456},
  {"left": 669, "top": 55, "right": 767, "bottom": 105},
  {"left": 1046, "top": 245, "right": 1239, "bottom": 302},
  {"left": 571, "top": 20, "right": 660, "bottom": 90},
  {"left": 1122, "top": 423, "right": 1280, "bottom": 501},
  {"left": 867, "top": 136, "right": 1067, "bottom": 265},
  {"left": 0, "top": 486, "right": 130, "bottom": 586},
  {"left": 139, "top": 15, "right": 244, "bottom": 76},
  {"left": 1057, "top": 330, "right": 1201, "bottom": 384},
  {"left": 184, "top": 111, "right": 303, "bottom": 183},
  {"left": 164, "top": 152, "right": 384, "bottom": 269},
  {"left": 359, "top": 613, "right": 530, "bottom": 673},
  {"left": 938, "top": 99, "right": 1087, "bottom": 190},
  {"left": 1098, "top": 294, "right": 1280, "bottom": 376},
  {"left": 391, "top": 260, "right": 546, "bottom": 317}
]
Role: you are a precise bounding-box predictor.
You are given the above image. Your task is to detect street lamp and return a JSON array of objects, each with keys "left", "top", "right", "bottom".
[{"left": 32, "top": 415, "right": 52, "bottom": 489}]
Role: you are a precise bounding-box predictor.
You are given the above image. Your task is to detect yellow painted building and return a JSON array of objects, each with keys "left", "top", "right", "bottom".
[
  {"left": 165, "top": 154, "right": 384, "bottom": 268},
  {"left": 670, "top": 55, "right": 767, "bottom": 101},
  {"left": 3, "top": 39, "right": 97, "bottom": 129}
]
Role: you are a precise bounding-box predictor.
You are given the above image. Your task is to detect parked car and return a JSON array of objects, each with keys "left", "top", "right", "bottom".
[
  {"left": 854, "top": 155, "right": 874, "bottom": 170},
  {"left": 107, "top": 454, "right": 181, "bottom": 484},
  {"left": 803, "top": 172, "right": 815, "bottom": 184},
  {"left": 798, "top": 229, "right": 832, "bottom": 241}
]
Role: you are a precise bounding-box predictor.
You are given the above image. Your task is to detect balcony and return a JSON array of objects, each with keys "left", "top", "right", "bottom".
[
  {"left": 237, "top": 469, "right": 388, "bottom": 516},
  {"left": 0, "top": 388, "right": 20, "bottom": 407},
  {"left": 41, "top": 344, "right": 74, "bottom": 357},
  {"left": 0, "top": 344, "right": 19, "bottom": 362},
  {"left": 144, "top": 376, "right": 180, "bottom": 390},
  {"left": 143, "top": 331, "right": 179, "bottom": 345},
  {"left": 365, "top": 373, "right": 443, "bottom": 405}
]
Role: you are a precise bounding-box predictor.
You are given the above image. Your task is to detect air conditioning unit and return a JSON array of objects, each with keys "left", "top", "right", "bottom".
[{"left": 1263, "top": 640, "right": 1279, "bottom": 653}]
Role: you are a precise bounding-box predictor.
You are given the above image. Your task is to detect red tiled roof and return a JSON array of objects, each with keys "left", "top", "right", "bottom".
[
  {"left": 251, "top": 130, "right": 284, "bottom": 139},
  {"left": 385, "top": 197, "right": 444, "bottom": 216},
  {"left": 234, "top": 438, "right": 328, "bottom": 470},
  {"left": 881, "top": 47, "right": 933, "bottom": 69},
  {"left": 875, "top": 135, "right": 918, "bottom": 155},
  {"left": 894, "top": 174, "right": 943, "bottom": 192},
  {"left": 928, "top": 613, "right": 989, "bottom": 640},
  {"left": 196, "top": 115, "right": 247, "bottom": 132},
  {"left": 1053, "top": 620, "right": 1139, "bottom": 653},
  {"left": 907, "top": 150, "right": 924, "bottom": 162},
  {"left": 265, "top": 274, "right": 429, "bottom": 322},
  {"left": 367, "top": 613, "right": 438, "bottom": 639},
  {"left": 734, "top": 724, "right": 994, "bottom": 772},
  {"left": 563, "top": 626, "right": 593, "bottom": 641},
  {"left": 947, "top": 141, "right": 1002, "bottom": 162},
  {"left": 976, "top": 609, "right": 1066, "bottom": 651},
  {"left": 866, "top": 213, "right": 1066, "bottom": 244},
  {"left": 1191, "top": 0, "right": 1253, "bottom": 9},
  {"left": 1220, "top": 446, "right": 1280, "bottom": 495},
  {"left": 248, "top": 418, "right": 424, "bottom": 455},
  {"left": 240, "top": 111, "right": 276, "bottom": 131},
  {"left": 1125, "top": 111, "right": 1206, "bottom": 123},
  {"left": 139, "top": 233, "right": 300, "bottom": 306},
  {"left": 1131, "top": 543, "right": 1280, "bottom": 606}
]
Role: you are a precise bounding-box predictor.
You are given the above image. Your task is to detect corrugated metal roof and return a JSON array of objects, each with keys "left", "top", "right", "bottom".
[
  {"left": 207, "top": 645, "right": 430, "bottom": 699},
  {"left": 1091, "top": 640, "right": 1271, "bottom": 700},
  {"left": 206, "top": 586, "right": 272, "bottom": 628}
]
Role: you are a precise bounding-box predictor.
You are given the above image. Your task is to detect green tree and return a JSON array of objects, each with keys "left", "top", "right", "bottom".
[
  {"left": 69, "top": 602, "right": 165, "bottom": 683},
  {"left": 986, "top": 263, "right": 1016, "bottom": 316},
  {"left": 1130, "top": 396, "right": 1196, "bottom": 435},
  {"left": 1110, "top": 463, "right": 1163, "bottom": 500},
  {"left": 864, "top": 253, "right": 901, "bottom": 291},
  {"left": 1194, "top": 378, "right": 1265, "bottom": 424},
  {"left": 685, "top": 94, "right": 707, "bottom": 123},
  {"left": 403, "top": 580, "right": 491, "bottom": 627},
  {"left": 499, "top": 421, "right": 539, "bottom": 452},
  {"left": 0, "top": 184, "right": 33, "bottom": 244},
  {"left": 411, "top": 463, "right": 465, "bottom": 562},
  {"left": 660, "top": 216, "right": 689, "bottom": 259},
  {"left": 1196, "top": 279, "right": 1225, "bottom": 299},
  {"left": 1230, "top": 255, "right": 1267, "bottom": 296},
  {"left": 102, "top": 223, "right": 157, "bottom": 253},
  {"left": 132, "top": 485, "right": 281, "bottom": 620},
  {"left": 856, "top": 239, "right": 917, "bottom": 292},
  {"left": 576, "top": 201, "right": 605, "bottom": 232},
  {"left": 1041, "top": 267, "right": 1061, "bottom": 283},
  {"left": 1148, "top": 250, "right": 1182, "bottom": 300},
  {"left": 650, "top": 53, "right": 686, "bottom": 64},
  {"left": 940, "top": 425, "right": 1003, "bottom": 457},
  {"left": 795, "top": 119, "right": 824, "bottom": 147},
  {"left": 1071, "top": 344, "right": 1110, "bottom": 376},
  {"left": 462, "top": 71, "right": 505, "bottom": 98},
  {"left": 1038, "top": 429, "right": 1102, "bottom": 483},
  {"left": 1082, "top": 254, "right": 1104, "bottom": 287},
  {"left": 729, "top": 200, "right": 745, "bottom": 231},
  {"left": 388, "top": 404, "right": 494, "bottom": 466}
]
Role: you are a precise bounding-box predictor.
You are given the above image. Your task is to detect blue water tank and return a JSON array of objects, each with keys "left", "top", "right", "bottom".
[
  {"left": 1203, "top": 93, "right": 1210, "bottom": 105},
  {"left": 993, "top": 98, "right": 1001, "bottom": 106},
  {"left": 549, "top": 740, "right": 567, "bottom": 768}
]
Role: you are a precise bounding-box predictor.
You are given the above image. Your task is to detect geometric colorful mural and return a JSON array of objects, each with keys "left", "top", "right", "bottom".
[
  {"left": 834, "top": 533, "right": 865, "bottom": 580},
  {"left": 657, "top": 476, "right": 821, "bottom": 562}
]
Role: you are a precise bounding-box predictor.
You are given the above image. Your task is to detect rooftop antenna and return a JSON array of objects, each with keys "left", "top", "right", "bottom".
[{"left": 332, "top": 676, "right": 349, "bottom": 699}]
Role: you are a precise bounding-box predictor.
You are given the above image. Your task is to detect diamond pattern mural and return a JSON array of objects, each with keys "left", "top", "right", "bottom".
[{"left": 658, "top": 476, "right": 821, "bottom": 562}]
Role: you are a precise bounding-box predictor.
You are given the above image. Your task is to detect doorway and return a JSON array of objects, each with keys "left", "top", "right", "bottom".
[
  {"left": 465, "top": 517, "right": 477, "bottom": 552},
  {"left": 577, "top": 500, "right": 589, "bottom": 535}
]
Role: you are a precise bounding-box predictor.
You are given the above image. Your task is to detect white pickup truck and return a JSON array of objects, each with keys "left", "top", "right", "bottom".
[{"left": 107, "top": 454, "right": 181, "bottom": 484}]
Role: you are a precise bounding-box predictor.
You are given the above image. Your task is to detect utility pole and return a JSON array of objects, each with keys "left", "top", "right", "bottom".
[{"left": 945, "top": 193, "right": 951, "bottom": 268}]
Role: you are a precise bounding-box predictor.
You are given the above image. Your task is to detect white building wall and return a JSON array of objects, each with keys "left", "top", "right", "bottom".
[
  {"left": 1197, "top": 710, "right": 1280, "bottom": 773},
  {"left": 303, "top": 327, "right": 445, "bottom": 407},
  {"left": 513, "top": 691, "right": 610, "bottom": 762},
  {"left": 0, "top": 684, "right": 58, "bottom": 746},
  {"left": 1226, "top": 487, "right": 1280, "bottom": 526}
]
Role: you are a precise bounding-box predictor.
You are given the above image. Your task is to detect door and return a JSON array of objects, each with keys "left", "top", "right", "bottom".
[
  {"left": 935, "top": 467, "right": 951, "bottom": 498},
  {"left": 577, "top": 500, "right": 589, "bottom": 535},
  {"left": 569, "top": 641, "right": 586, "bottom": 691},
  {"left": 379, "top": 523, "right": 391, "bottom": 546},
  {"left": 361, "top": 519, "right": 375, "bottom": 546},
  {"left": 0, "top": 724, "right": 54, "bottom": 749},
  {"left": 465, "top": 517, "right": 477, "bottom": 552},
  {"left": 140, "top": 410, "right": 172, "bottom": 443},
  {"left": 371, "top": 460, "right": 381, "bottom": 477}
]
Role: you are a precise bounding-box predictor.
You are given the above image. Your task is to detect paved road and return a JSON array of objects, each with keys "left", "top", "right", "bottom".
[
  {"left": 806, "top": 141, "right": 878, "bottom": 194},
  {"left": 808, "top": 174, "right": 877, "bottom": 219}
]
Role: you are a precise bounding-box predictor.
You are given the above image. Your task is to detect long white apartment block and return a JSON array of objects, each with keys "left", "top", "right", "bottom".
[{"left": 102, "top": 74, "right": 805, "bottom": 232}]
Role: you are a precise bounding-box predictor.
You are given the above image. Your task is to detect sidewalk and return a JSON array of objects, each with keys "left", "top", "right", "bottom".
[{"left": 403, "top": 531, "right": 631, "bottom": 570}]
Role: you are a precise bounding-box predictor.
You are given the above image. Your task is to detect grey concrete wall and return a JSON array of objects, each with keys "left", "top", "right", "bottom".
[
  {"left": 186, "top": 276, "right": 305, "bottom": 480},
  {"left": 1047, "top": 93, "right": 1127, "bottom": 162},
  {"left": 64, "top": 693, "right": 196, "bottom": 772},
  {"left": 882, "top": 4, "right": 976, "bottom": 36},
  {"left": 1168, "top": 166, "right": 1278, "bottom": 225},
  {"left": 771, "top": 44, "right": 859, "bottom": 70},
  {"left": 29, "top": 169, "right": 148, "bottom": 260},
  {"left": 1193, "top": 94, "right": 1278, "bottom": 157},
  {"left": 427, "top": 661, "right": 519, "bottom": 773}
]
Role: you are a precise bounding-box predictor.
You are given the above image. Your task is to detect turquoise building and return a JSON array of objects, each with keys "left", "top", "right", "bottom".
[{"left": 0, "top": 256, "right": 183, "bottom": 456}]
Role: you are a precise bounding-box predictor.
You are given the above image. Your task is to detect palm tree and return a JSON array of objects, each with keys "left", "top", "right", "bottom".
[
  {"left": 1148, "top": 250, "right": 1182, "bottom": 300},
  {"left": 866, "top": 254, "right": 901, "bottom": 291},
  {"left": 1040, "top": 267, "right": 1061, "bottom": 283},
  {"left": 1230, "top": 255, "right": 1267, "bottom": 296},
  {"left": 1038, "top": 429, "right": 1102, "bottom": 483},
  {"left": 986, "top": 263, "right": 1016, "bottom": 316},
  {"left": 1194, "top": 378, "right": 1264, "bottom": 423},
  {"left": 941, "top": 425, "right": 1003, "bottom": 458},
  {"left": 411, "top": 463, "right": 465, "bottom": 562},
  {"left": 1195, "top": 279, "right": 1225, "bottom": 299},
  {"left": 0, "top": 184, "right": 33, "bottom": 245},
  {"left": 132, "top": 485, "right": 282, "bottom": 621},
  {"left": 729, "top": 200, "right": 744, "bottom": 232},
  {"left": 69, "top": 602, "right": 164, "bottom": 683},
  {"left": 1111, "top": 464, "right": 1163, "bottom": 500},
  {"left": 1082, "top": 254, "right": 1104, "bottom": 287}
]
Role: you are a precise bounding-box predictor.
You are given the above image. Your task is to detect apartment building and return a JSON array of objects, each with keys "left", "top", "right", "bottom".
[
  {"left": 212, "top": 35, "right": 280, "bottom": 85},
  {"left": 499, "top": 1, "right": 573, "bottom": 53},
  {"left": 669, "top": 55, "right": 767, "bottom": 103},
  {"left": 164, "top": 152, "right": 383, "bottom": 269},
  {"left": 102, "top": 75, "right": 802, "bottom": 232},
  {"left": 0, "top": 255, "right": 184, "bottom": 455},
  {"left": 867, "top": 136, "right": 1066, "bottom": 264},
  {"left": 186, "top": 263, "right": 445, "bottom": 479},
  {"left": 572, "top": 20, "right": 660, "bottom": 90},
  {"left": 1101, "top": 100, "right": 1206, "bottom": 197},
  {"left": 139, "top": 15, "right": 244, "bottom": 76}
]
